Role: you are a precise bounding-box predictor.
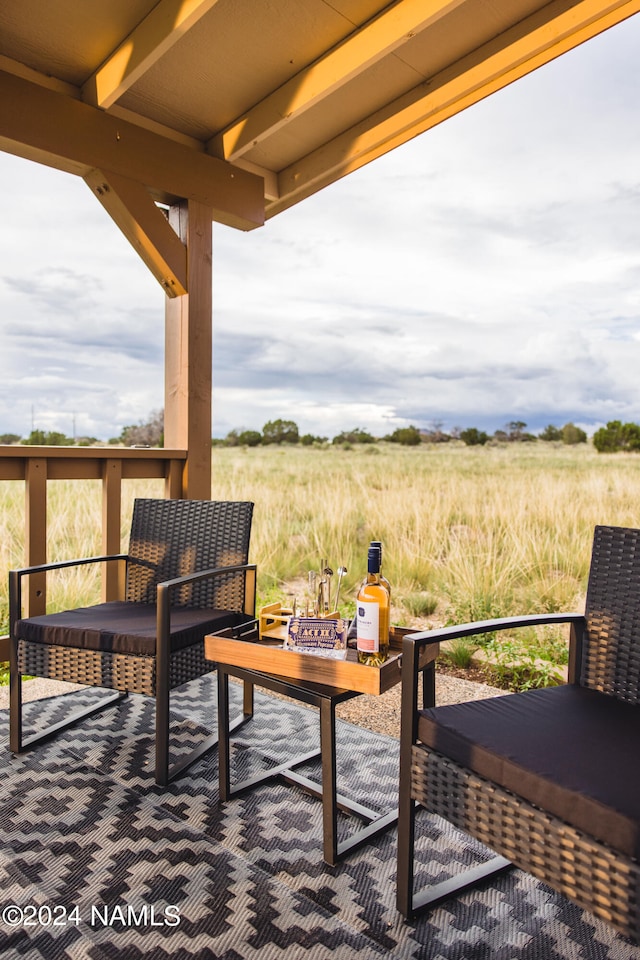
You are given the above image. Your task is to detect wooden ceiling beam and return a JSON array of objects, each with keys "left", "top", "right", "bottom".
[
  {"left": 83, "top": 0, "right": 222, "bottom": 109},
  {"left": 0, "top": 70, "right": 265, "bottom": 230},
  {"left": 85, "top": 169, "right": 188, "bottom": 297},
  {"left": 231, "top": 158, "right": 280, "bottom": 202},
  {"left": 209, "top": 0, "right": 466, "bottom": 162},
  {"left": 271, "top": 0, "right": 640, "bottom": 215}
]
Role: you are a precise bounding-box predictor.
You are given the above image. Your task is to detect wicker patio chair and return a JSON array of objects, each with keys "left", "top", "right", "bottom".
[
  {"left": 397, "top": 524, "right": 640, "bottom": 942},
  {"left": 9, "top": 498, "right": 256, "bottom": 786}
]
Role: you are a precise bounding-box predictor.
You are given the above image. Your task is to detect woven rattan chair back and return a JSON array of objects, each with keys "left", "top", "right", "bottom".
[
  {"left": 582, "top": 525, "right": 640, "bottom": 704},
  {"left": 125, "top": 499, "right": 253, "bottom": 610}
]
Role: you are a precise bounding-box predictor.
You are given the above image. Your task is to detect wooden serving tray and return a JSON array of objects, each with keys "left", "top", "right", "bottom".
[{"left": 204, "top": 626, "right": 439, "bottom": 696}]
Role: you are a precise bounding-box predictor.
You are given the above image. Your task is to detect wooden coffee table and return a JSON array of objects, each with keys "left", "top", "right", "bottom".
[{"left": 205, "top": 625, "right": 439, "bottom": 866}]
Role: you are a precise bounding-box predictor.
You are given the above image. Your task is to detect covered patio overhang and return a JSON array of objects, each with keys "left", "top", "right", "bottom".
[{"left": 1, "top": 0, "right": 639, "bottom": 645}]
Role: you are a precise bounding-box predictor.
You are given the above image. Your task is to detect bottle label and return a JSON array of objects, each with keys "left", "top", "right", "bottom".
[{"left": 356, "top": 600, "right": 379, "bottom": 652}]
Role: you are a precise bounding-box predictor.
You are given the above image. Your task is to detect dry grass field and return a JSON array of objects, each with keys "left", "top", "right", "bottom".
[{"left": 2, "top": 441, "right": 640, "bottom": 684}]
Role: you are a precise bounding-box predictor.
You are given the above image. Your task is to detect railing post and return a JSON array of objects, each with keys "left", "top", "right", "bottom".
[
  {"left": 102, "top": 458, "right": 123, "bottom": 601},
  {"left": 165, "top": 457, "right": 184, "bottom": 499},
  {"left": 25, "top": 457, "right": 47, "bottom": 616}
]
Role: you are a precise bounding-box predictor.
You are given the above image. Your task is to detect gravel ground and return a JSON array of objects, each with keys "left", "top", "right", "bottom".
[
  {"left": 0, "top": 672, "right": 505, "bottom": 741},
  {"left": 0, "top": 678, "right": 84, "bottom": 709}
]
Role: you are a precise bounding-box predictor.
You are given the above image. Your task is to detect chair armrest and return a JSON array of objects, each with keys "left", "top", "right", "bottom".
[
  {"left": 9, "top": 555, "right": 129, "bottom": 629},
  {"left": 10, "top": 554, "right": 128, "bottom": 580},
  {"left": 404, "top": 611, "right": 585, "bottom": 654},
  {"left": 157, "top": 562, "right": 257, "bottom": 613},
  {"left": 155, "top": 564, "right": 258, "bottom": 665},
  {"left": 402, "top": 612, "right": 586, "bottom": 694}
]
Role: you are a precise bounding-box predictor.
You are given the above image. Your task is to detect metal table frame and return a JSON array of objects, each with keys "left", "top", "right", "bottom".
[{"left": 216, "top": 656, "right": 435, "bottom": 866}]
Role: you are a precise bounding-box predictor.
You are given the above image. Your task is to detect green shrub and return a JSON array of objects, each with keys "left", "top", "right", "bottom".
[
  {"left": 262, "top": 419, "right": 299, "bottom": 445},
  {"left": 385, "top": 426, "right": 422, "bottom": 446},
  {"left": 441, "top": 638, "right": 476, "bottom": 669},
  {"left": 332, "top": 427, "right": 376, "bottom": 444},
  {"left": 401, "top": 591, "right": 437, "bottom": 617},
  {"left": 539, "top": 424, "right": 562, "bottom": 441},
  {"left": 460, "top": 427, "right": 489, "bottom": 446},
  {"left": 484, "top": 637, "right": 565, "bottom": 691},
  {"left": 21, "top": 429, "right": 74, "bottom": 446},
  {"left": 593, "top": 420, "right": 640, "bottom": 453},
  {"left": 237, "top": 430, "right": 262, "bottom": 447},
  {"left": 561, "top": 422, "right": 587, "bottom": 444}
]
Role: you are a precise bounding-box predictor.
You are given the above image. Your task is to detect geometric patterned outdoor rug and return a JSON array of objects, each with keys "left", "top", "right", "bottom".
[{"left": 1, "top": 676, "right": 639, "bottom": 960}]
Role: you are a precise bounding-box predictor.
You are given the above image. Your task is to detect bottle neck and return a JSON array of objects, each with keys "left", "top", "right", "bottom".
[
  {"left": 367, "top": 547, "right": 380, "bottom": 578},
  {"left": 370, "top": 541, "right": 382, "bottom": 568}
]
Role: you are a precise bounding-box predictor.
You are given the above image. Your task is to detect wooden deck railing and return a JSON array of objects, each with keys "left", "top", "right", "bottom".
[{"left": 0, "top": 445, "right": 187, "bottom": 661}]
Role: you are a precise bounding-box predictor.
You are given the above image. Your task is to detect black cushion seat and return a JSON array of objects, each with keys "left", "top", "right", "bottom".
[
  {"left": 17, "top": 602, "right": 251, "bottom": 657},
  {"left": 417, "top": 684, "right": 640, "bottom": 859}
]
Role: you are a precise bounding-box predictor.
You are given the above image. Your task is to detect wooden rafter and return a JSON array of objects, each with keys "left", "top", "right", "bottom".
[
  {"left": 271, "top": 0, "right": 640, "bottom": 214},
  {"left": 209, "top": 0, "right": 466, "bottom": 163},
  {"left": 83, "top": 0, "right": 222, "bottom": 109},
  {"left": 0, "top": 70, "right": 264, "bottom": 230},
  {"left": 85, "top": 169, "right": 188, "bottom": 297}
]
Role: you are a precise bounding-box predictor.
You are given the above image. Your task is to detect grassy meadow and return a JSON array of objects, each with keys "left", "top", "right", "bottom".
[{"left": 2, "top": 441, "right": 640, "bottom": 685}]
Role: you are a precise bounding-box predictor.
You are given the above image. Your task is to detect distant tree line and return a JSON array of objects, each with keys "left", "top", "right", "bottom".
[
  {"left": 215, "top": 418, "right": 590, "bottom": 448},
  {"left": 0, "top": 410, "right": 165, "bottom": 448},
  {"left": 218, "top": 420, "right": 426, "bottom": 447},
  {"left": 7, "top": 414, "right": 640, "bottom": 454},
  {"left": 0, "top": 429, "right": 99, "bottom": 446},
  {"left": 458, "top": 421, "right": 587, "bottom": 446}
]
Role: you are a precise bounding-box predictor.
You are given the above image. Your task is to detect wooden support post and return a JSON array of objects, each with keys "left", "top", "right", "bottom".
[
  {"left": 164, "top": 199, "right": 213, "bottom": 500},
  {"left": 102, "top": 458, "right": 123, "bottom": 601},
  {"left": 25, "top": 457, "right": 47, "bottom": 616}
]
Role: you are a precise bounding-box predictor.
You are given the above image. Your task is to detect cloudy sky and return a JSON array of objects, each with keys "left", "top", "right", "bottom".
[{"left": 1, "top": 14, "right": 640, "bottom": 442}]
